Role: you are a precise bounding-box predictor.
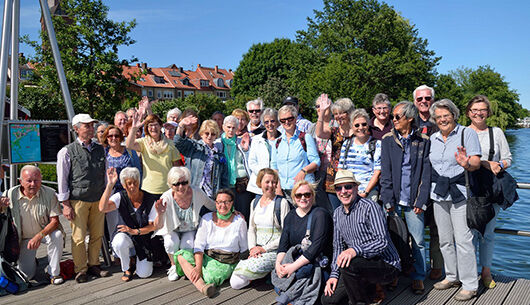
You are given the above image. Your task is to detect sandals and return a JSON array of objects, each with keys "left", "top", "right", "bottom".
[
  {"left": 201, "top": 283, "right": 216, "bottom": 298},
  {"left": 121, "top": 270, "right": 133, "bottom": 282}
]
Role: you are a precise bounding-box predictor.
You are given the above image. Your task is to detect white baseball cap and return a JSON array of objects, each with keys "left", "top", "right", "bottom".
[{"left": 72, "top": 113, "right": 98, "bottom": 126}]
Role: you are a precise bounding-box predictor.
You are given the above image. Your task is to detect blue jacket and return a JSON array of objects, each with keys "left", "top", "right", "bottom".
[
  {"left": 380, "top": 129, "right": 431, "bottom": 210},
  {"left": 174, "top": 134, "right": 229, "bottom": 199}
]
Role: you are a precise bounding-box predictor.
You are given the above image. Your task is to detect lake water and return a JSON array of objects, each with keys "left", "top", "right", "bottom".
[{"left": 490, "top": 128, "right": 530, "bottom": 279}]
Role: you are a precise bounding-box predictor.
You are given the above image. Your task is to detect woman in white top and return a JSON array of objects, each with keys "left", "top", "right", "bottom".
[
  {"left": 247, "top": 108, "right": 281, "bottom": 195},
  {"left": 152, "top": 166, "right": 216, "bottom": 282},
  {"left": 175, "top": 189, "right": 248, "bottom": 298},
  {"left": 466, "top": 95, "right": 513, "bottom": 289},
  {"left": 231, "top": 168, "right": 290, "bottom": 289}
]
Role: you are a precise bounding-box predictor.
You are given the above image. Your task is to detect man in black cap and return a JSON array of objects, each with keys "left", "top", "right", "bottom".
[{"left": 282, "top": 96, "right": 313, "bottom": 133}]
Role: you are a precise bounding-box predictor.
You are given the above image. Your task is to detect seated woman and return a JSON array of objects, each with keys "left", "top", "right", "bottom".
[
  {"left": 322, "top": 170, "right": 400, "bottom": 305},
  {"left": 152, "top": 166, "right": 216, "bottom": 282},
  {"left": 230, "top": 168, "right": 290, "bottom": 289},
  {"left": 175, "top": 189, "right": 248, "bottom": 297},
  {"left": 272, "top": 180, "right": 333, "bottom": 305},
  {"left": 99, "top": 167, "right": 164, "bottom": 281}
]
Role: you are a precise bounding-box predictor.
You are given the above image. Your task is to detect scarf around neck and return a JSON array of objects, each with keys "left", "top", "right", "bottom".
[{"left": 221, "top": 133, "right": 237, "bottom": 186}]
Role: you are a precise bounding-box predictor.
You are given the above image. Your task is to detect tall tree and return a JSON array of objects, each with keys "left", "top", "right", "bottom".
[
  {"left": 22, "top": 0, "right": 137, "bottom": 121},
  {"left": 296, "top": 0, "right": 440, "bottom": 108}
]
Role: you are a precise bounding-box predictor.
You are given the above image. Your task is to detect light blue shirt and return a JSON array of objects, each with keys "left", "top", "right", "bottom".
[
  {"left": 429, "top": 124, "right": 481, "bottom": 201},
  {"left": 398, "top": 131, "right": 412, "bottom": 206},
  {"left": 271, "top": 128, "right": 320, "bottom": 189}
]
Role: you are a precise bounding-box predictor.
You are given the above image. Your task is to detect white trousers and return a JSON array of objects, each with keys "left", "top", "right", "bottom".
[
  {"left": 18, "top": 230, "right": 63, "bottom": 279},
  {"left": 111, "top": 232, "right": 153, "bottom": 278},
  {"left": 162, "top": 231, "right": 195, "bottom": 254}
]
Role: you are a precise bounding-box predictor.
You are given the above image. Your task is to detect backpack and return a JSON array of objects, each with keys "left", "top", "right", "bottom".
[
  {"left": 275, "top": 131, "right": 307, "bottom": 152},
  {"left": 340, "top": 137, "right": 377, "bottom": 167},
  {"left": 0, "top": 208, "right": 29, "bottom": 294},
  {"left": 387, "top": 213, "right": 414, "bottom": 275},
  {"left": 252, "top": 195, "right": 291, "bottom": 228}
]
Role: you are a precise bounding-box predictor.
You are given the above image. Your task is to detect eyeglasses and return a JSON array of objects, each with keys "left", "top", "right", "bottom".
[
  {"left": 334, "top": 184, "right": 355, "bottom": 192},
  {"left": 333, "top": 112, "right": 347, "bottom": 118},
  {"left": 216, "top": 200, "right": 233, "bottom": 205},
  {"left": 172, "top": 181, "right": 189, "bottom": 187},
  {"left": 374, "top": 106, "right": 389, "bottom": 111},
  {"left": 393, "top": 114, "right": 404, "bottom": 121},
  {"left": 248, "top": 109, "right": 261, "bottom": 114},
  {"left": 470, "top": 109, "right": 488, "bottom": 114},
  {"left": 264, "top": 119, "right": 277, "bottom": 125},
  {"left": 315, "top": 105, "right": 320, "bottom": 109},
  {"left": 279, "top": 116, "right": 295, "bottom": 124},
  {"left": 203, "top": 132, "right": 216, "bottom": 137},
  {"left": 294, "top": 192, "right": 312, "bottom": 199},
  {"left": 416, "top": 96, "right": 432, "bottom": 102},
  {"left": 147, "top": 123, "right": 160, "bottom": 128},
  {"left": 353, "top": 122, "right": 368, "bottom": 128},
  {"left": 107, "top": 134, "right": 120, "bottom": 139}
]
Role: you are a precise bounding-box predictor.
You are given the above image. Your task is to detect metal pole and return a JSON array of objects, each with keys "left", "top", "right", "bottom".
[
  {"left": 9, "top": 0, "right": 18, "bottom": 188},
  {"left": 38, "top": 0, "right": 75, "bottom": 121},
  {"left": 0, "top": 0, "right": 13, "bottom": 163}
]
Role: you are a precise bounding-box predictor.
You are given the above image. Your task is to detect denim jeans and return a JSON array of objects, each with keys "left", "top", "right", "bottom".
[
  {"left": 474, "top": 203, "right": 501, "bottom": 269},
  {"left": 327, "top": 192, "right": 342, "bottom": 211},
  {"left": 395, "top": 205, "right": 426, "bottom": 280}
]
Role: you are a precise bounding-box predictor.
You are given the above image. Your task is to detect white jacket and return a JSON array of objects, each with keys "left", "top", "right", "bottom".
[{"left": 246, "top": 131, "right": 276, "bottom": 194}]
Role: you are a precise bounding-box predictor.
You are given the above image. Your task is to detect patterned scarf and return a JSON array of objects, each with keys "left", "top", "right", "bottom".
[{"left": 221, "top": 133, "right": 237, "bottom": 186}]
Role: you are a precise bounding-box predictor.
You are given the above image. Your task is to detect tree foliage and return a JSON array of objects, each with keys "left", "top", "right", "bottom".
[
  {"left": 21, "top": 0, "right": 137, "bottom": 122},
  {"left": 151, "top": 94, "right": 228, "bottom": 122},
  {"left": 232, "top": 0, "right": 440, "bottom": 111},
  {"left": 435, "top": 65, "right": 522, "bottom": 130}
]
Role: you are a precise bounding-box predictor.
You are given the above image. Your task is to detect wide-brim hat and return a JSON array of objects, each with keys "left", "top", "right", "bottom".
[
  {"left": 163, "top": 121, "right": 178, "bottom": 129},
  {"left": 72, "top": 113, "right": 97, "bottom": 126},
  {"left": 332, "top": 169, "right": 361, "bottom": 187}
]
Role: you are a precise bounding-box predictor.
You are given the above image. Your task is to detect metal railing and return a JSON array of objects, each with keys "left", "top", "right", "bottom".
[{"left": 493, "top": 182, "right": 530, "bottom": 237}]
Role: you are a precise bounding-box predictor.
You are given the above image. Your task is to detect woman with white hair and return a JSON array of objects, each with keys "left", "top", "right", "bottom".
[
  {"left": 152, "top": 166, "right": 216, "bottom": 282},
  {"left": 167, "top": 107, "right": 182, "bottom": 123},
  {"left": 99, "top": 167, "right": 165, "bottom": 282},
  {"left": 315, "top": 94, "right": 355, "bottom": 210},
  {"left": 215, "top": 115, "right": 254, "bottom": 222},
  {"left": 429, "top": 99, "right": 481, "bottom": 301}
]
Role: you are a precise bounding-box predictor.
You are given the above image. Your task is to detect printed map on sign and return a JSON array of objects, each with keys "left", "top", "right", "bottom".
[{"left": 10, "top": 124, "right": 41, "bottom": 163}]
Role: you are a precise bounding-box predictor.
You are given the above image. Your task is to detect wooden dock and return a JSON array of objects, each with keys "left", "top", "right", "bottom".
[{"left": 2, "top": 216, "right": 529, "bottom": 305}]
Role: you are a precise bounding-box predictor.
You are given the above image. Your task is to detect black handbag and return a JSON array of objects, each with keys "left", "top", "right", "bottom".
[{"left": 461, "top": 128, "right": 495, "bottom": 236}]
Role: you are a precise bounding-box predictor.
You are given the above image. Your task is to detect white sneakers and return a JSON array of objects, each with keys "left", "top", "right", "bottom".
[{"left": 167, "top": 265, "right": 179, "bottom": 281}]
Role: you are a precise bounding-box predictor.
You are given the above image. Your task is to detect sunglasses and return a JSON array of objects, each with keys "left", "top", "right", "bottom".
[
  {"left": 416, "top": 96, "right": 432, "bottom": 102},
  {"left": 248, "top": 109, "right": 261, "bottom": 114},
  {"left": 172, "top": 181, "right": 189, "bottom": 187},
  {"left": 393, "top": 114, "right": 404, "bottom": 121},
  {"left": 335, "top": 184, "right": 354, "bottom": 192},
  {"left": 107, "top": 134, "right": 120, "bottom": 139},
  {"left": 279, "top": 116, "right": 295, "bottom": 124},
  {"left": 294, "top": 192, "right": 312, "bottom": 199},
  {"left": 264, "top": 119, "right": 277, "bottom": 125},
  {"left": 216, "top": 200, "right": 233, "bottom": 205},
  {"left": 315, "top": 105, "right": 320, "bottom": 109},
  {"left": 354, "top": 122, "right": 368, "bottom": 128}
]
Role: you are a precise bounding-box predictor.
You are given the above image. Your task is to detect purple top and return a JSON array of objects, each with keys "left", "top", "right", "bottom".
[{"left": 369, "top": 117, "right": 393, "bottom": 140}]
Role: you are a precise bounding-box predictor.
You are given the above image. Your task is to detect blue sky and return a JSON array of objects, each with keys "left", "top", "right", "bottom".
[{"left": 15, "top": 0, "right": 530, "bottom": 109}]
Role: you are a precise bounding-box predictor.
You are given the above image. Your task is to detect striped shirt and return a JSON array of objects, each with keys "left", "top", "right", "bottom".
[
  {"left": 330, "top": 197, "right": 401, "bottom": 279},
  {"left": 338, "top": 137, "right": 382, "bottom": 191}
]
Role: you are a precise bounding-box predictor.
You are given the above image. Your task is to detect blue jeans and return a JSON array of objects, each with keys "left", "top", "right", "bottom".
[
  {"left": 395, "top": 205, "right": 426, "bottom": 280},
  {"left": 474, "top": 203, "right": 501, "bottom": 269},
  {"left": 327, "top": 192, "right": 342, "bottom": 211}
]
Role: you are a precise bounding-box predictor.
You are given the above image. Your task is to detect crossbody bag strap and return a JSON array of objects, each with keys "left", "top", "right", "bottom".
[
  {"left": 461, "top": 127, "right": 471, "bottom": 192},
  {"left": 340, "top": 137, "right": 353, "bottom": 168},
  {"left": 305, "top": 209, "right": 313, "bottom": 238},
  {"left": 488, "top": 126, "right": 494, "bottom": 161}
]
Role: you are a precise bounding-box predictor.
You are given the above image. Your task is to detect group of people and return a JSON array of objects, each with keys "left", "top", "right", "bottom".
[{"left": 0, "top": 84, "right": 513, "bottom": 304}]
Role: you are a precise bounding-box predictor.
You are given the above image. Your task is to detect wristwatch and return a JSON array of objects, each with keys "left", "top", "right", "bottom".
[
  {"left": 137, "top": 229, "right": 141, "bottom": 235},
  {"left": 499, "top": 161, "right": 505, "bottom": 169}
]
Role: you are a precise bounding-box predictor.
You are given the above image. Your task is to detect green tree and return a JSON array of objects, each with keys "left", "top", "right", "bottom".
[
  {"left": 22, "top": 0, "right": 137, "bottom": 122},
  {"left": 18, "top": 86, "right": 65, "bottom": 120},
  {"left": 296, "top": 0, "right": 440, "bottom": 108}
]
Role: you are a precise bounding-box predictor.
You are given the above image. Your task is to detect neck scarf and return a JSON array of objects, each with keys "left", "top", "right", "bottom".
[
  {"left": 221, "top": 133, "right": 237, "bottom": 186},
  {"left": 217, "top": 206, "right": 234, "bottom": 220},
  {"left": 145, "top": 134, "right": 169, "bottom": 155}
]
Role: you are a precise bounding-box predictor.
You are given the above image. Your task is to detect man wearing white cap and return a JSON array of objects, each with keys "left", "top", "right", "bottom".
[{"left": 57, "top": 113, "right": 110, "bottom": 283}]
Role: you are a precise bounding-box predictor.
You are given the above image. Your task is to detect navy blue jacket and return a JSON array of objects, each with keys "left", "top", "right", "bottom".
[{"left": 380, "top": 128, "right": 431, "bottom": 210}]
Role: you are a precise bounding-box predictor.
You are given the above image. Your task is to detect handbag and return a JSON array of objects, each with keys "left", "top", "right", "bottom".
[{"left": 461, "top": 128, "right": 495, "bottom": 236}]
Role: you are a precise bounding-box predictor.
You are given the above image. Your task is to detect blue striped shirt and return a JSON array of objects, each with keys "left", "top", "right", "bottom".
[
  {"left": 338, "top": 137, "right": 381, "bottom": 191},
  {"left": 330, "top": 197, "right": 401, "bottom": 279}
]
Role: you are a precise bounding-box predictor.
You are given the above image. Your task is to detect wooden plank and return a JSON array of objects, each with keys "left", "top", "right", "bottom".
[
  {"left": 213, "top": 280, "right": 274, "bottom": 305},
  {"left": 245, "top": 290, "right": 279, "bottom": 305},
  {"left": 380, "top": 277, "right": 412, "bottom": 305},
  {"left": 385, "top": 278, "right": 436, "bottom": 305},
  {"left": 415, "top": 283, "right": 459, "bottom": 305},
  {"left": 107, "top": 275, "right": 191, "bottom": 305},
  {"left": 503, "top": 278, "right": 530, "bottom": 305},
  {"left": 474, "top": 274, "right": 516, "bottom": 305}
]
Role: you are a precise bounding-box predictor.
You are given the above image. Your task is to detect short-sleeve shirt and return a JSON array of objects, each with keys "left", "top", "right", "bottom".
[
  {"left": 135, "top": 137, "right": 180, "bottom": 194},
  {"left": 338, "top": 137, "right": 382, "bottom": 192},
  {"left": 429, "top": 124, "right": 481, "bottom": 201},
  {"left": 109, "top": 192, "right": 157, "bottom": 222}
]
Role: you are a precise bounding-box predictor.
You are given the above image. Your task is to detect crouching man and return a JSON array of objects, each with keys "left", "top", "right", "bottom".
[{"left": 0, "top": 165, "right": 64, "bottom": 285}]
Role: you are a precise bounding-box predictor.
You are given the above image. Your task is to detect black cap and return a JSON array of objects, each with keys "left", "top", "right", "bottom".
[{"left": 282, "top": 96, "right": 299, "bottom": 106}]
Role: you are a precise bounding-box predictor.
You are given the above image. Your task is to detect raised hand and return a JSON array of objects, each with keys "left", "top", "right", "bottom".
[
  {"left": 106, "top": 167, "right": 118, "bottom": 185},
  {"left": 240, "top": 133, "right": 250, "bottom": 151},
  {"left": 154, "top": 198, "right": 167, "bottom": 215},
  {"left": 179, "top": 115, "right": 197, "bottom": 129},
  {"left": 455, "top": 146, "right": 470, "bottom": 168},
  {"left": 318, "top": 93, "right": 332, "bottom": 113},
  {"left": 0, "top": 196, "right": 10, "bottom": 208}
]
